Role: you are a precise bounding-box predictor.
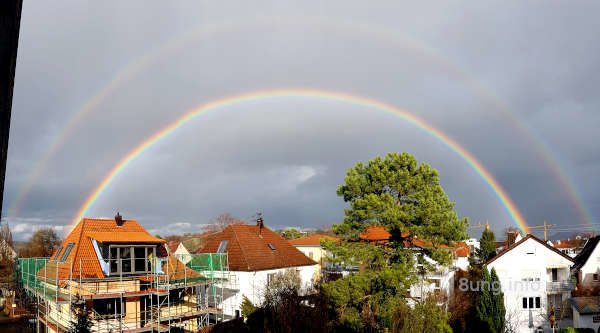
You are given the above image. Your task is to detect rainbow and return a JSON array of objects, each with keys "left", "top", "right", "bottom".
[
  {"left": 10, "top": 15, "right": 590, "bottom": 228},
  {"left": 72, "top": 89, "right": 529, "bottom": 233}
]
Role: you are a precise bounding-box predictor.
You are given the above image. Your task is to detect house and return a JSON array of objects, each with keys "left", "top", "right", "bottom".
[
  {"left": 572, "top": 236, "right": 600, "bottom": 291},
  {"left": 571, "top": 296, "right": 600, "bottom": 331},
  {"left": 465, "top": 238, "right": 480, "bottom": 252},
  {"left": 554, "top": 238, "right": 586, "bottom": 258},
  {"left": 495, "top": 229, "right": 523, "bottom": 254},
  {"left": 198, "top": 218, "right": 318, "bottom": 318},
  {"left": 288, "top": 234, "right": 339, "bottom": 280},
  {"left": 487, "top": 234, "right": 574, "bottom": 332},
  {"left": 359, "top": 226, "right": 468, "bottom": 305},
  {"left": 18, "top": 215, "right": 222, "bottom": 332},
  {"left": 168, "top": 241, "right": 192, "bottom": 265}
]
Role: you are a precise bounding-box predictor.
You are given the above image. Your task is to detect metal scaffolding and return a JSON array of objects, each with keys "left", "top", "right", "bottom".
[{"left": 15, "top": 253, "right": 236, "bottom": 333}]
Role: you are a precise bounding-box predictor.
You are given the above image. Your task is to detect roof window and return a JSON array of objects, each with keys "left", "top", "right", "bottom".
[
  {"left": 268, "top": 243, "right": 276, "bottom": 251},
  {"left": 217, "top": 240, "right": 228, "bottom": 253},
  {"left": 53, "top": 246, "right": 63, "bottom": 260},
  {"left": 60, "top": 242, "right": 75, "bottom": 262}
]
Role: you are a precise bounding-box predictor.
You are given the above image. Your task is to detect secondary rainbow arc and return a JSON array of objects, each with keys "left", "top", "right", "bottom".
[{"left": 72, "top": 88, "right": 529, "bottom": 234}]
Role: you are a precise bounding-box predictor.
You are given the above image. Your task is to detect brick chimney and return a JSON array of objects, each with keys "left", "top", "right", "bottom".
[
  {"left": 256, "top": 216, "right": 264, "bottom": 236},
  {"left": 115, "top": 212, "right": 124, "bottom": 226}
]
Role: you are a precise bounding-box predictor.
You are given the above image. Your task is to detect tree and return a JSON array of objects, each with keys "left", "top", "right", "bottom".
[
  {"left": 246, "top": 269, "right": 329, "bottom": 333},
  {"left": 321, "top": 153, "right": 468, "bottom": 331},
  {"left": 474, "top": 267, "right": 505, "bottom": 333},
  {"left": 203, "top": 213, "right": 243, "bottom": 233},
  {"left": 69, "top": 298, "right": 93, "bottom": 333},
  {"left": 280, "top": 228, "right": 302, "bottom": 240},
  {"left": 20, "top": 228, "right": 61, "bottom": 257},
  {"left": 0, "top": 222, "right": 14, "bottom": 283},
  {"left": 476, "top": 228, "right": 497, "bottom": 263},
  {"left": 335, "top": 152, "right": 468, "bottom": 247},
  {"left": 393, "top": 298, "right": 453, "bottom": 333}
]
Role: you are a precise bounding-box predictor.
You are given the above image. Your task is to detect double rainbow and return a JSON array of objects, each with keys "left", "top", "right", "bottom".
[{"left": 72, "top": 89, "right": 529, "bottom": 233}]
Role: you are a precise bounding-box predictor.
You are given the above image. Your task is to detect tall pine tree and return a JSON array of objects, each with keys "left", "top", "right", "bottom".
[
  {"left": 476, "top": 228, "right": 497, "bottom": 262},
  {"left": 474, "top": 267, "right": 505, "bottom": 333}
]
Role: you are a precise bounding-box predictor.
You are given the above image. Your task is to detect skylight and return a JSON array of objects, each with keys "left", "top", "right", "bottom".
[
  {"left": 268, "top": 243, "right": 276, "bottom": 251},
  {"left": 53, "top": 246, "right": 63, "bottom": 260},
  {"left": 60, "top": 242, "right": 75, "bottom": 262},
  {"left": 217, "top": 240, "right": 228, "bottom": 253}
]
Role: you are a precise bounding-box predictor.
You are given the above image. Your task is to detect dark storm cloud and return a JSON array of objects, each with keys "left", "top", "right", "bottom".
[{"left": 3, "top": 1, "right": 599, "bottom": 240}]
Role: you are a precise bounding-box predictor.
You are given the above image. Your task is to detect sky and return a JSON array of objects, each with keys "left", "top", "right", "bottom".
[{"left": 2, "top": 1, "right": 599, "bottom": 240}]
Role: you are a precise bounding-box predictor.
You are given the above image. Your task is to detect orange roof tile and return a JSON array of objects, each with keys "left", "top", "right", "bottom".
[
  {"left": 40, "top": 218, "right": 166, "bottom": 280},
  {"left": 199, "top": 223, "right": 317, "bottom": 271},
  {"left": 453, "top": 242, "right": 470, "bottom": 257},
  {"left": 289, "top": 234, "right": 339, "bottom": 246},
  {"left": 359, "top": 226, "right": 391, "bottom": 242},
  {"left": 358, "top": 226, "right": 469, "bottom": 257}
]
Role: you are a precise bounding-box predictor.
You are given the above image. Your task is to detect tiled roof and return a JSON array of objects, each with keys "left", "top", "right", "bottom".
[
  {"left": 554, "top": 238, "right": 585, "bottom": 249},
  {"left": 41, "top": 218, "right": 166, "bottom": 280},
  {"left": 486, "top": 234, "right": 575, "bottom": 265},
  {"left": 357, "top": 226, "right": 468, "bottom": 257},
  {"left": 571, "top": 296, "right": 600, "bottom": 314},
  {"left": 359, "top": 226, "right": 391, "bottom": 241},
  {"left": 199, "top": 223, "right": 317, "bottom": 271},
  {"left": 453, "top": 242, "right": 470, "bottom": 257},
  {"left": 289, "top": 234, "right": 339, "bottom": 246},
  {"left": 573, "top": 236, "right": 600, "bottom": 271}
]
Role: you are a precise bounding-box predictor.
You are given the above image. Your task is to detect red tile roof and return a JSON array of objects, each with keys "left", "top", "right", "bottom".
[
  {"left": 288, "top": 234, "right": 339, "bottom": 246},
  {"left": 358, "top": 226, "right": 469, "bottom": 257},
  {"left": 453, "top": 242, "right": 470, "bottom": 257},
  {"left": 554, "top": 239, "right": 584, "bottom": 249},
  {"left": 359, "top": 226, "right": 391, "bottom": 242},
  {"left": 41, "top": 218, "right": 166, "bottom": 280},
  {"left": 199, "top": 223, "right": 317, "bottom": 271}
]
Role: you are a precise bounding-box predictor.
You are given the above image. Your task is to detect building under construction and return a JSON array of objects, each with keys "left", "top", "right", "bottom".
[{"left": 15, "top": 216, "right": 237, "bottom": 333}]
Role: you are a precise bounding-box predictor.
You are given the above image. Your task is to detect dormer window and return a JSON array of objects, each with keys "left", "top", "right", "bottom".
[{"left": 109, "top": 245, "right": 156, "bottom": 275}]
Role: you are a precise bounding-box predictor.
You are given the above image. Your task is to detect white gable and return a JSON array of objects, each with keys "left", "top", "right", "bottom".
[{"left": 488, "top": 237, "right": 573, "bottom": 271}]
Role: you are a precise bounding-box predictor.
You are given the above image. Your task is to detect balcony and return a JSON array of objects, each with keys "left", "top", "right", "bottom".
[{"left": 547, "top": 280, "right": 573, "bottom": 293}]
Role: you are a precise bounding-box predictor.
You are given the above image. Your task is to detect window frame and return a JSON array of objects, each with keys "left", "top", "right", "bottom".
[
  {"left": 60, "top": 243, "right": 75, "bottom": 262},
  {"left": 108, "top": 244, "right": 156, "bottom": 275},
  {"left": 53, "top": 246, "right": 63, "bottom": 260},
  {"left": 217, "top": 240, "right": 228, "bottom": 253}
]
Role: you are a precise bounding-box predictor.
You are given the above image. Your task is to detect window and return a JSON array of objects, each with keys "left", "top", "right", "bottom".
[
  {"left": 523, "top": 297, "right": 541, "bottom": 309},
  {"left": 60, "top": 243, "right": 75, "bottom": 262},
  {"left": 551, "top": 268, "right": 558, "bottom": 282},
  {"left": 108, "top": 245, "right": 155, "bottom": 275},
  {"left": 267, "top": 273, "right": 277, "bottom": 286},
  {"left": 308, "top": 251, "right": 314, "bottom": 259},
  {"left": 268, "top": 243, "right": 276, "bottom": 250},
  {"left": 594, "top": 274, "right": 599, "bottom": 282},
  {"left": 53, "top": 246, "right": 63, "bottom": 260},
  {"left": 93, "top": 298, "right": 123, "bottom": 318},
  {"left": 217, "top": 240, "right": 228, "bottom": 253}
]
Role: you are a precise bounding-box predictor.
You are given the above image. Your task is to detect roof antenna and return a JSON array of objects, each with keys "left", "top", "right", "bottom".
[{"left": 115, "top": 212, "right": 124, "bottom": 226}]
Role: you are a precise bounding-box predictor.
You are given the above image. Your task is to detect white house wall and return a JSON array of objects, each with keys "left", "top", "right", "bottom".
[
  {"left": 487, "top": 238, "right": 573, "bottom": 332},
  {"left": 220, "top": 265, "right": 318, "bottom": 318},
  {"left": 579, "top": 242, "right": 600, "bottom": 288}
]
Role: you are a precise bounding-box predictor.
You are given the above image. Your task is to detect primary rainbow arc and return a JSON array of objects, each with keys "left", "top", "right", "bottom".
[{"left": 73, "top": 88, "right": 529, "bottom": 233}]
